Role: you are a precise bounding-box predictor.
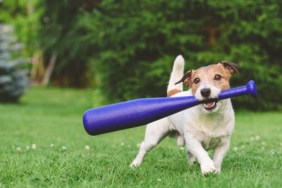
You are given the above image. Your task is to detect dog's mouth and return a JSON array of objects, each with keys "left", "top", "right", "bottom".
[
  {"left": 201, "top": 99, "right": 218, "bottom": 111},
  {"left": 203, "top": 101, "right": 217, "bottom": 111}
]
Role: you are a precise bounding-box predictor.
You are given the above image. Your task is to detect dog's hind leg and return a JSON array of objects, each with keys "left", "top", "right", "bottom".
[
  {"left": 130, "top": 118, "right": 170, "bottom": 167},
  {"left": 187, "top": 151, "right": 196, "bottom": 165}
]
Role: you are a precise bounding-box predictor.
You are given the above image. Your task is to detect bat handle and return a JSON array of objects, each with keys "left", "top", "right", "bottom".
[{"left": 218, "top": 80, "right": 257, "bottom": 100}]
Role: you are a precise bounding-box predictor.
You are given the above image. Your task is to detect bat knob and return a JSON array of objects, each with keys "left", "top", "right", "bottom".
[{"left": 247, "top": 80, "right": 257, "bottom": 96}]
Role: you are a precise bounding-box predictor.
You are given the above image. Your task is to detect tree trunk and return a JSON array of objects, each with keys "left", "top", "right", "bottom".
[{"left": 42, "top": 53, "right": 57, "bottom": 86}]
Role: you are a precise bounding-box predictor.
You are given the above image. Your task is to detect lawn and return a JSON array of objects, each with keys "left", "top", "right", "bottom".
[{"left": 0, "top": 87, "right": 281, "bottom": 188}]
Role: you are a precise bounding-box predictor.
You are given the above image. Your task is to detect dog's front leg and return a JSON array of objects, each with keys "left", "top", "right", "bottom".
[
  {"left": 213, "top": 136, "right": 230, "bottom": 172},
  {"left": 185, "top": 136, "right": 216, "bottom": 175},
  {"left": 130, "top": 118, "right": 170, "bottom": 168}
]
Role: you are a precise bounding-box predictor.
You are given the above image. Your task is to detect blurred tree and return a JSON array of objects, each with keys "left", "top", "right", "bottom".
[
  {"left": 38, "top": 0, "right": 100, "bottom": 87},
  {"left": 0, "top": 24, "right": 29, "bottom": 102},
  {"left": 0, "top": 0, "right": 41, "bottom": 57},
  {"left": 0, "top": 0, "right": 42, "bottom": 84}
]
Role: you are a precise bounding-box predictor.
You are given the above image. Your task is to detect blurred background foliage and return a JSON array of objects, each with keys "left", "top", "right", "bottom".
[{"left": 0, "top": 0, "right": 281, "bottom": 110}]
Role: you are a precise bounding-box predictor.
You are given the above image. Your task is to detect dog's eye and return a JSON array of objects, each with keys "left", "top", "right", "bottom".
[
  {"left": 214, "top": 74, "right": 222, "bottom": 81},
  {"left": 193, "top": 78, "right": 200, "bottom": 84}
]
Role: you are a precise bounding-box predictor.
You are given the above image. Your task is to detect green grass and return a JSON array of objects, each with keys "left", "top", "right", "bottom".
[{"left": 0, "top": 87, "right": 281, "bottom": 187}]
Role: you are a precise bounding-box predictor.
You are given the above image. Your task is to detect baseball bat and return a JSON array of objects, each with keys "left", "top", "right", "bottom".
[{"left": 83, "top": 80, "right": 257, "bottom": 135}]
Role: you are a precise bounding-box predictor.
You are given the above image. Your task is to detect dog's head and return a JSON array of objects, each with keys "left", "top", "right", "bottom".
[{"left": 176, "top": 61, "right": 239, "bottom": 113}]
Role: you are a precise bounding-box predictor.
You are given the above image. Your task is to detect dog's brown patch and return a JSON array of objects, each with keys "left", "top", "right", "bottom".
[
  {"left": 167, "top": 89, "right": 182, "bottom": 97},
  {"left": 177, "top": 62, "right": 239, "bottom": 95}
]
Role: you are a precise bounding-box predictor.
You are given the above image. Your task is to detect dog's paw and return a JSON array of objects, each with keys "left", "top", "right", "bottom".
[
  {"left": 130, "top": 160, "right": 141, "bottom": 168},
  {"left": 214, "top": 163, "right": 222, "bottom": 173},
  {"left": 200, "top": 162, "right": 217, "bottom": 175},
  {"left": 215, "top": 168, "right": 221, "bottom": 174}
]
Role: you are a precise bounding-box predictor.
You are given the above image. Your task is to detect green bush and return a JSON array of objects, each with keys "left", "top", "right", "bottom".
[{"left": 77, "top": 0, "right": 281, "bottom": 110}]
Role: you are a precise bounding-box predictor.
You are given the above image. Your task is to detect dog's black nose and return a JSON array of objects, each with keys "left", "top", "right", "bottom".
[{"left": 201, "top": 88, "right": 211, "bottom": 98}]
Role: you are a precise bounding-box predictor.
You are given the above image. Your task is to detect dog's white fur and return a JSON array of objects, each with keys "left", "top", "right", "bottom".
[{"left": 130, "top": 55, "right": 236, "bottom": 175}]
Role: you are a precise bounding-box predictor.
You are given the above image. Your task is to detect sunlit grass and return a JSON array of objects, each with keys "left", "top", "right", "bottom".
[{"left": 0, "top": 87, "right": 281, "bottom": 187}]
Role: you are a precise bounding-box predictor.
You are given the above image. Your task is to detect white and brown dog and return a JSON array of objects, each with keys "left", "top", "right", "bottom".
[{"left": 130, "top": 55, "right": 239, "bottom": 175}]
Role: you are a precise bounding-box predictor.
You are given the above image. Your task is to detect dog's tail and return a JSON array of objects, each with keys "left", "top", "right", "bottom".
[{"left": 167, "top": 55, "right": 185, "bottom": 97}]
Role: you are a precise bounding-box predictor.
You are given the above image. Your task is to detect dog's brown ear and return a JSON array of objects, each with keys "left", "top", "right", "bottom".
[
  {"left": 175, "top": 70, "right": 193, "bottom": 86},
  {"left": 220, "top": 61, "right": 239, "bottom": 75}
]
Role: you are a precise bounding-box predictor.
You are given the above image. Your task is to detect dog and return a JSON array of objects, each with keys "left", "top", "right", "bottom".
[{"left": 130, "top": 55, "right": 239, "bottom": 175}]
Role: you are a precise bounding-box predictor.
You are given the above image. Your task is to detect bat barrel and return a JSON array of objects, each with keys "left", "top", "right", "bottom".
[{"left": 83, "top": 97, "right": 199, "bottom": 135}]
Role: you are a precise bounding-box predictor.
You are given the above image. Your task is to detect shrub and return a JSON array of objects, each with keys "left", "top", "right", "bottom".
[
  {"left": 0, "top": 24, "right": 29, "bottom": 102},
  {"left": 78, "top": 0, "right": 281, "bottom": 110}
]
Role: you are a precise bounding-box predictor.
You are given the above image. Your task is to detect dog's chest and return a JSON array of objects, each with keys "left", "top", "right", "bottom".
[
  {"left": 201, "top": 137, "right": 222, "bottom": 150},
  {"left": 195, "top": 113, "right": 227, "bottom": 136},
  {"left": 189, "top": 113, "right": 230, "bottom": 149}
]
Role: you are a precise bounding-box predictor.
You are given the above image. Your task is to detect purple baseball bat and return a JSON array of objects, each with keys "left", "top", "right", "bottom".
[{"left": 83, "top": 80, "right": 257, "bottom": 135}]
